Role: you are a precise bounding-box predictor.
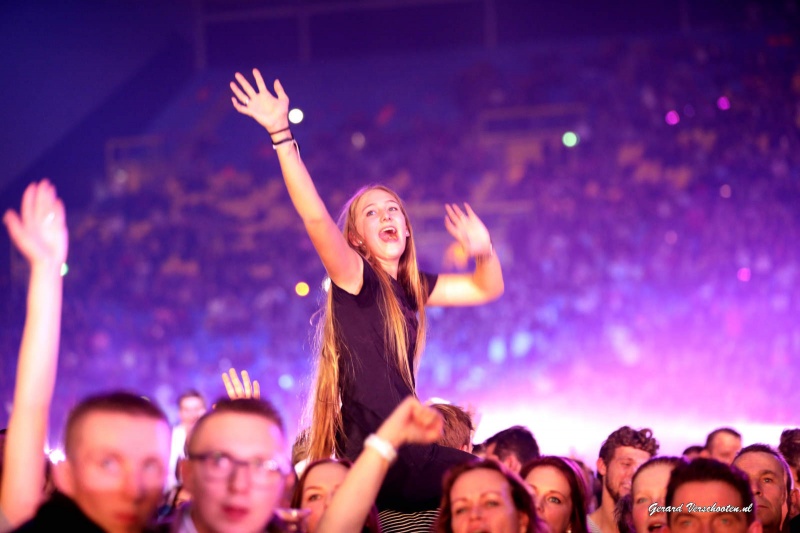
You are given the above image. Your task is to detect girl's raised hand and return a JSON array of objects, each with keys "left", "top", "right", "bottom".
[
  {"left": 230, "top": 68, "right": 290, "bottom": 133},
  {"left": 443, "top": 203, "right": 492, "bottom": 259}
]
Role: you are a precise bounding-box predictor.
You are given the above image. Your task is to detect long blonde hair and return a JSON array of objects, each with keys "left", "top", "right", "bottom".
[{"left": 304, "top": 185, "right": 430, "bottom": 461}]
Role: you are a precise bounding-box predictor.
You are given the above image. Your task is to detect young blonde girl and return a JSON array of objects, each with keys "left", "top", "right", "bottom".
[{"left": 231, "top": 69, "right": 504, "bottom": 512}]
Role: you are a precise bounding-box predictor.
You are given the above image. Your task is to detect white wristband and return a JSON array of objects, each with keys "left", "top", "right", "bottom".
[{"left": 364, "top": 434, "right": 397, "bottom": 464}]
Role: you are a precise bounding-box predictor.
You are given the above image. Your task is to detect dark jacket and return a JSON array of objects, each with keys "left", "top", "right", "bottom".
[{"left": 11, "top": 492, "right": 105, "bottom": 533}]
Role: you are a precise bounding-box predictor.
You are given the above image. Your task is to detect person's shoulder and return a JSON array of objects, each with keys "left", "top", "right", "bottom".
[
  {"left": 9, "top": 492, "right": 105, "bottom": 532},
  {"left": 427, "top": 443, "right": 473, "bottom": 464},
  {"left": 362, "top": 257, "right": 380, "bottom": 278},
  {"left": 333, "top": 255, "right": 377, "bottom": 297},
  {"left": 790, "top": 513, "right": 800, "bottom": 533},
  {"left": 145, "top": 523, "right": 173, "bottom": 533},
  {"left": 150, "top": 503, "right": 189, "bottom": 533}
]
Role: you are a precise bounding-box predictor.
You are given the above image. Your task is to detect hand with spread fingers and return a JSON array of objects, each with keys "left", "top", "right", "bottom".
[
  {"left": 222, "top": 368, "right": 261, "bottom": 399},
  {"left": 3, "top": 179, "right": 68, "bottom": 269},
  {"left": 230, "top": 68, "right": 290, "bottom": 134},
  {"left": 443, "top": 203, "right": 492, "bottom": 259},
  {"left": 1, "top": 179, "right": 67, "bottom": 528}
]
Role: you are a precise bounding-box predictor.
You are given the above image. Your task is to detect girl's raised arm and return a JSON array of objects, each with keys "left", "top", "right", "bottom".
[
  {"left": 427, "top": 203, "right": 504, "bottom": 306},
  {"left": 230, "top": 69, "right": 362, "bottom": 293}
]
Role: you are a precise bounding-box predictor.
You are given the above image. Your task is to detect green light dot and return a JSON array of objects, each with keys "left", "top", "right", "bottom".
[
  {"left": 60, "top": 263, "right": 69, "bottom": 276},
  {"left": 562, "top": 131, "right": 579, "bottom": 147}
]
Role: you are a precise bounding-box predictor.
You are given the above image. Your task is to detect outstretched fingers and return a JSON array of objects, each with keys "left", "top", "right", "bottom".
[
  {"left": 229, "top": 69, "right": 291, "bottom": 132},
  {"left": 462, "top": 202, "right": 477, "bottom": 220},
  {"left": 443, "top": 203, "right": 456, "bottom": 222},
  {"left": 443, "top": 213, "right": 458, "bottom": 238},
  {"left": 223, "top": 368, "right": 246, "bottom": 398},
  {"left": 230, "top": 96, "right": 249, "bottom": 115},
  {"left": 234, "top": 72, "right": 257, "bottom": 98},
  {"left": 222, "top": 371, "right": 236, "bottom": 398},
  {"left": 448, "top": 203, "right": 467, "bottom": 220},
  {"left": 31, "top": 181, "right": 48, "bottom": 221},
  {"left": 444, "top": 203, "right": 466, "bottom": 238},
  {"left": 33, "top": 181, "right": 57, "bottom": 223},
  {"left": 230, "top": 80, "right": 250, "bottom": 106},
  {"left": 20, "top": 181, "right": 36, "bottom": 223},
  {"left": 253, "top": 68, "right": 268, "bottom": 94},
  {"left": 241, "top": 370, "right": 252, "bottom": 397},
  {"left": 5, "top": 180, "right": 69, "bottom": 265},
  {"left": 273, "top": 79, "right": 287, "bottom": 100},
  {"left": 3, "top": 210, "right": 24, "bottom": 250},
  {"left": 223, "top": 368, "right": 261, "bottom": 399},
  {"left": 51, "top": 198, "right": 66, "bottom": 227}
]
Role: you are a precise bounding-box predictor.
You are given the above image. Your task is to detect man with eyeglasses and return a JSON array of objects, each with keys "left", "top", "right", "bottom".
[{"left": 175, "top": 398, "right": 291, "bottom": 533}]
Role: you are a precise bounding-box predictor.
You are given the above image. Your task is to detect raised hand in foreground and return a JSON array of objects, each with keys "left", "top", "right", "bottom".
[
  {"left": 1, "top": 180, "right": 67, "bottom": 527},
  {"left": 222, "top": 368, "right": 261, "bottom": 399},
  {"left": 4, "top": 179, "right": 68, "bottom": 269},
  {"left": 316, "top": 397, "right": 443, "bottom": 533}
]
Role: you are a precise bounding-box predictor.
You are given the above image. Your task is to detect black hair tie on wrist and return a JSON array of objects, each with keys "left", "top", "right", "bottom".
[
  {"left": 268, "top": 126, "right": 291, "bottom": 136},
  {"left": 272, "top": 135, "right": 296, "bottom": 150}
]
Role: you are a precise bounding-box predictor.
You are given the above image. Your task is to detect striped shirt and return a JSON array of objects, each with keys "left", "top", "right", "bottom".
[{"left": 379, "top": 509, "right": 439, "bottom": 533}]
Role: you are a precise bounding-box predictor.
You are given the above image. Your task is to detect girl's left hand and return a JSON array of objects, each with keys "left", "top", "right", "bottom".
[{"left": 443, "top": 203, "right": 492, "bottom": 258}]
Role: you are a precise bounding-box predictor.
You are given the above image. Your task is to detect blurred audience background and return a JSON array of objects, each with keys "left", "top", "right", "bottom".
[{"left": 0, "top": 0, "right": 798, "bottom": 459}]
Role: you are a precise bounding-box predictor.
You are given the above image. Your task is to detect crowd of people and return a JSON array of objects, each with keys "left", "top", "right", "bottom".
[
  {"left": 0, "top": 19, "right": 799, "bottom": 533},
  {"left": 1, "top": 28, "right": 797, "bottom": 440}
]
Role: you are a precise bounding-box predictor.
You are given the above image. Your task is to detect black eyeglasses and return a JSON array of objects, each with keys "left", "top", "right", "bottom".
[{"left": 187, "top": 451, "right": 289, "bottom": 484}]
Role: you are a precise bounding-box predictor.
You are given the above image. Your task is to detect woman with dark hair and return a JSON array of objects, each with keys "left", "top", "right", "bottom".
[
  {"left": 436, "top": 459, "right": 542, "bottom": 533},
  {"left": 291, "top": 459, "right": 380, "bottom": 533},
  {"left": 520, "top": 456, "right": 590, "bottom": 533}
]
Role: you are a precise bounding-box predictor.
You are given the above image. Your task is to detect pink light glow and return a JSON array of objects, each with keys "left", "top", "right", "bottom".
[
  {"left": 737, "top": 267, "right": 751, "bottom": 282},
  {"left": 665, "top": 110, "right": 680, "bottom": 125},
  {"left": 717, "top": 96, "right": 731, "bottom": 110}
]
